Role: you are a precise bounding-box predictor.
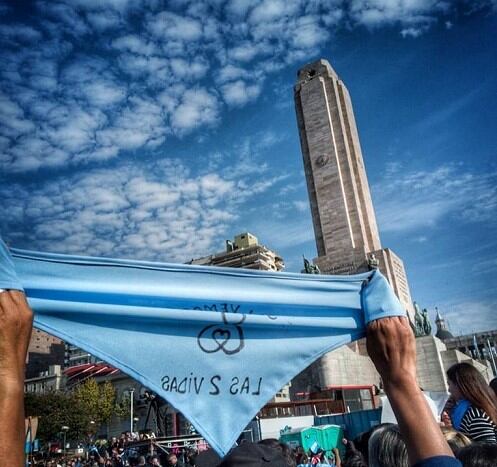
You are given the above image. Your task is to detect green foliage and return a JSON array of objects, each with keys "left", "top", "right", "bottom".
[
  {"left": 24, "top": 391, "right": 87, "bottom": 442},
  {"left": 114, "top": 394, "right": 131, "bottom": 419},
  {"left": 25, "top": 378, "right": 119, "bottom": 442}
]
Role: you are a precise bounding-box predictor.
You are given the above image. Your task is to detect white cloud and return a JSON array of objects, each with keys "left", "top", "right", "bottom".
[
  {"left": 373, "top": 164, "right": 497, "bottom": 233},
  {"left": 147, "top": 11, "right": 203, "bottom": 41},
  {"left": 0, "top": 24, "right": 43, "bottom": 42},
  {"left": 221, "top": 80, "right": 261, "bottom": 106},
  {"left": 293, "top": 200, "right": 309, "bottom": 212},
  {"left": 83, "top": 81, "right": 127, "bottom": 107},
  {"left": 111, "top": 34, "right": 159, "bottom": 56},
  {"left": 436, "top": 299, "right": 497, "bottom": 335},
  {"left": 0, "top": 152, "right": 285, "bottom": 261},
  {"left": 0, "top": 0, "right": 493, "bottom": 174},
  {"left": 86, "top": 10, "right": 123, "bottom": 31},
  {"left": 171, "top": 88, "right": 219, "bottom": 132},
  {"left": 349, "top": 0, "right": 448, "bottom": 29}
]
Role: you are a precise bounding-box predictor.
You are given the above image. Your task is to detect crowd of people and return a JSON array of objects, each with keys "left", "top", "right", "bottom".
[{"left": 1, "top": 291, "right": 496, "bottom": 467}]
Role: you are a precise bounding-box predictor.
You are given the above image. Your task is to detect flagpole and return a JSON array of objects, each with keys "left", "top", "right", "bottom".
[{"left": 486, "top": 339, "right": 497, "bottom": 377}]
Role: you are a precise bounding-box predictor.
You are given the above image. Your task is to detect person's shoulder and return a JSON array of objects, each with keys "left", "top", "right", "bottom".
[
  {"left": 465, "top": 405, "right": 491, "bottom": 420},
  {"left": 413, "top": 456, "right": 462, "bottom": 467}
]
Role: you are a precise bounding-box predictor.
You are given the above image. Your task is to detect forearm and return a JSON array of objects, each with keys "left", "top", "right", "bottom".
[
  {"left": 0, "top": 290, "right": 33, "bottom": 467},
  {"left": 384, "top": 377, "right": 453, "bottom": 465},
  {"left": 0, "top": 381, "right": 25, "bottom": 467}
]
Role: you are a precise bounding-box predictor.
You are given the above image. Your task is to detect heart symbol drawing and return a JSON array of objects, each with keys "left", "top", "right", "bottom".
[
  {"left": 197, "top": 322, "right": 245, "bottom": 355},
  {"left": 213, "top": 328, "right": 231, "bottom": 346}
]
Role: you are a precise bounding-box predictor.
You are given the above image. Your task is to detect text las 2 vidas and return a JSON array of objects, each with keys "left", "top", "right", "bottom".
[{"left": 161, "top": 374, "right": 263, "bottom": 396}]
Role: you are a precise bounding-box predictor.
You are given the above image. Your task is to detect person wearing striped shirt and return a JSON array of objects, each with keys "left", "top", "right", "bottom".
[{"left": 447, "top": 362, "right": 497, "bottom": 443}]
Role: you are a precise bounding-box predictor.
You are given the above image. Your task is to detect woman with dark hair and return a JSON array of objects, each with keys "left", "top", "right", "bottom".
[
  {"left": 457, "top": 443, "right": 497, "bottom": 467},
  {"left": 258, "top": 439, "right": 296, "bottom": 467},
  {"left": 446, "top": 363, "right": 497, "bottom": 443},
  {"left": 490, "top": 377, "right": 497, "bottom": 399}
]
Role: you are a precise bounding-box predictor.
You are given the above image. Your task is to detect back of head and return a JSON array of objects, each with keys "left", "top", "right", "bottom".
[
  {"left": 195, "top": 449, "right": 222, "bottom": 467},
  {"left": 447, "top": 363, "right": 497, "bottom": 425},
  {"left": 457, "top": 443, "right": 497, "bottom": 467},
  {"left": 258, "top": 439, "right": 295, "bottom": 467},
  {"left": 218, "top": 442, "right": 288, "bottom": 467},
  {"left": 441, "top": 427, "right": 472, "bottom": 454},
  {"left": 368, "top": 424, "right": 408, "bottom": 467},
  {"left": 343, "top": 439, "right": 367, "bottom": 467},
  {"left": 490, "top": 377, "right": 497, "bottom": 398},
  {"left": 353, "top": 431, "right": 373, "bottom": 463},
  {"left": 343, "top": 453, "right": 367, "bottom": 467}
]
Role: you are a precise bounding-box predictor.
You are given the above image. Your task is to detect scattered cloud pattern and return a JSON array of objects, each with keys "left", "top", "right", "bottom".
[
  {"left": 0, "top": 133, "right": 287, "bottom": 261},
  {"left": 373, "top": 164, "right": 497, "bottom": 233},
  {"left": 1, "top": 0, "right": 494, "bottom": 172},
  {"left": 0, "top": 0, "right": 496, "bottom": 334}
]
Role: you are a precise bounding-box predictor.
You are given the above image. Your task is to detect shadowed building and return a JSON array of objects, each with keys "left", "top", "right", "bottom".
[
  {"left": 294, "top": 59, "right": 413, "bottom": 317},
  {"left": 188, "top": 232, "right": 284, "bottom": 272}
]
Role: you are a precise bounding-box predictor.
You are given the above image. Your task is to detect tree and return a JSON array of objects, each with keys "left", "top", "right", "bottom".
[
  {"left": 74, "top": 378, "right": 117, "bottom": 435},
  {"left": 25, "top": 378, "right": 118, "bottom": 443},
  {"left": 99, "top": 381, "right": 117, "bottom": 435},
  {"left": 24, "top": 391, "right": 88, "bottom": 442}
]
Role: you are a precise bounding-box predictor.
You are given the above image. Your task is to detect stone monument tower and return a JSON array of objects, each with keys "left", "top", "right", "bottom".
[{"left": 294, "top": 59, "right": 414, "bottom": 317}]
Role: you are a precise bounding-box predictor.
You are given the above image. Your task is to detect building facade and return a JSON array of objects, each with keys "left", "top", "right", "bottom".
[
  {"left": 294, "top": 59, "right": 413, "bottom": 317},
  {"left": 26, "top": 329, "right": 65, "bottom": 379},
  {"left": 25, "top": 364, "right": 64, "bottom": 394},
  {"left": 188, "top": 232, "right": 284, "bottom": 272}
]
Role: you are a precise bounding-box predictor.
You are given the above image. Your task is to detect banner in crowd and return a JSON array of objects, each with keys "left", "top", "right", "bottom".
[{"left": 0, "top": 238, "right": 405, "bottom": 456}]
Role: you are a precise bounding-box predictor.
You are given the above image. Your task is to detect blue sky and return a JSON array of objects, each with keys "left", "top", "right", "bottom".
[{"left": 0, "top": 0, "right": 496, "bottom": 335}]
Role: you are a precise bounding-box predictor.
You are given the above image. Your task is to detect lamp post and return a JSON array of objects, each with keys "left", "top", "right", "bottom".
[
  {"left": 61, "top": 426, "right": 70, "bottom": 458},
  {"left": 129, "top": 388, "right": 135, "bottom": 434},
  {"left": 86, "top": 421, "right": 95, "bottom": 461}
]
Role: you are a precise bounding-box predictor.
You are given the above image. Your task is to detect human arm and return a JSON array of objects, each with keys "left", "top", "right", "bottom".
[
  {"left": 0, "top": 290, "right": 33, "bottom": 467},
  {"left": 366, "top": 317, "right": 456, "bottom": 466},
  {"left": 332, "top": 447, "right": 341, "bottom": 467}
]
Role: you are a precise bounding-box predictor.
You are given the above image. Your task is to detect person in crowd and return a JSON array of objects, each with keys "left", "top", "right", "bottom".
[
  {"left": 367, "top": 424, "right": 408, "bottom": 467},
  {"left": 294, "top": 446, "right": 306, "bottom": 465},
  {"left": 218, "top": 442, "right": 288, "bottom": 467},
  {"left": 258, "top": 438, "right": 296, "bottom": 466},
  {"left": 193, "top": 448, "right": 221, "bottom": 467},
  {"left": 0, "top": 290, "right": 461, "bottom": 466},
  {"left": 456, "top": 442, "right": 497, "bottom": 466},
  {"left": 490, "top": 377, "right": 497, "bottom": 399},
  {"left": 166, "top": 453, "right": 185, "bottom": 467},
  {"left": 144, "top": 454, "right": 162, "bottom": 467},
  {"left": 366, "top": 316, "right": 460, "bottom": 466},
  {"left": 441, "top": 427, "right": 472, "bottom": 455},
  {"left": 340, "top": 439, "right": 366, "bottom": 467},
  {"left": 441, "top": 410, "right": 453, "bottom": 427},
  {"left": 446, "top": 362, "right": 497, "bottom": 443}
]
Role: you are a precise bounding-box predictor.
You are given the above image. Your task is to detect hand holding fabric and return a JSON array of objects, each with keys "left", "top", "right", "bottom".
[
  {"left": 366, "top": 316, "right": 417, "bottom": 389},
  {"left": 366, "top": 316, "right": 456, "bottom": 465},
  {"left": 0, "top": 290, "right": 33, "bottom": 467}
]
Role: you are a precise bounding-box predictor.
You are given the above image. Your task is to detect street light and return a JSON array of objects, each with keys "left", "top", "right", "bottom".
[
  {"left": 61, "top": 426, "right": 70, "bottom": 458},
  {"left": 129, "top": 388, "right": 135, "bottom": 434}
]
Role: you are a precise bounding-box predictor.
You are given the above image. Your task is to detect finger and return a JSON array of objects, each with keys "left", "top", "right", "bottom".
[{"left": 0, "top": 289, "right": 16, "bottom": 315}]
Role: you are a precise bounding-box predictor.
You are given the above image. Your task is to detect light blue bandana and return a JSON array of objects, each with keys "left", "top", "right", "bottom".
[{"left": 0, "top": 238, "right": 405, "bottom": 456}]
